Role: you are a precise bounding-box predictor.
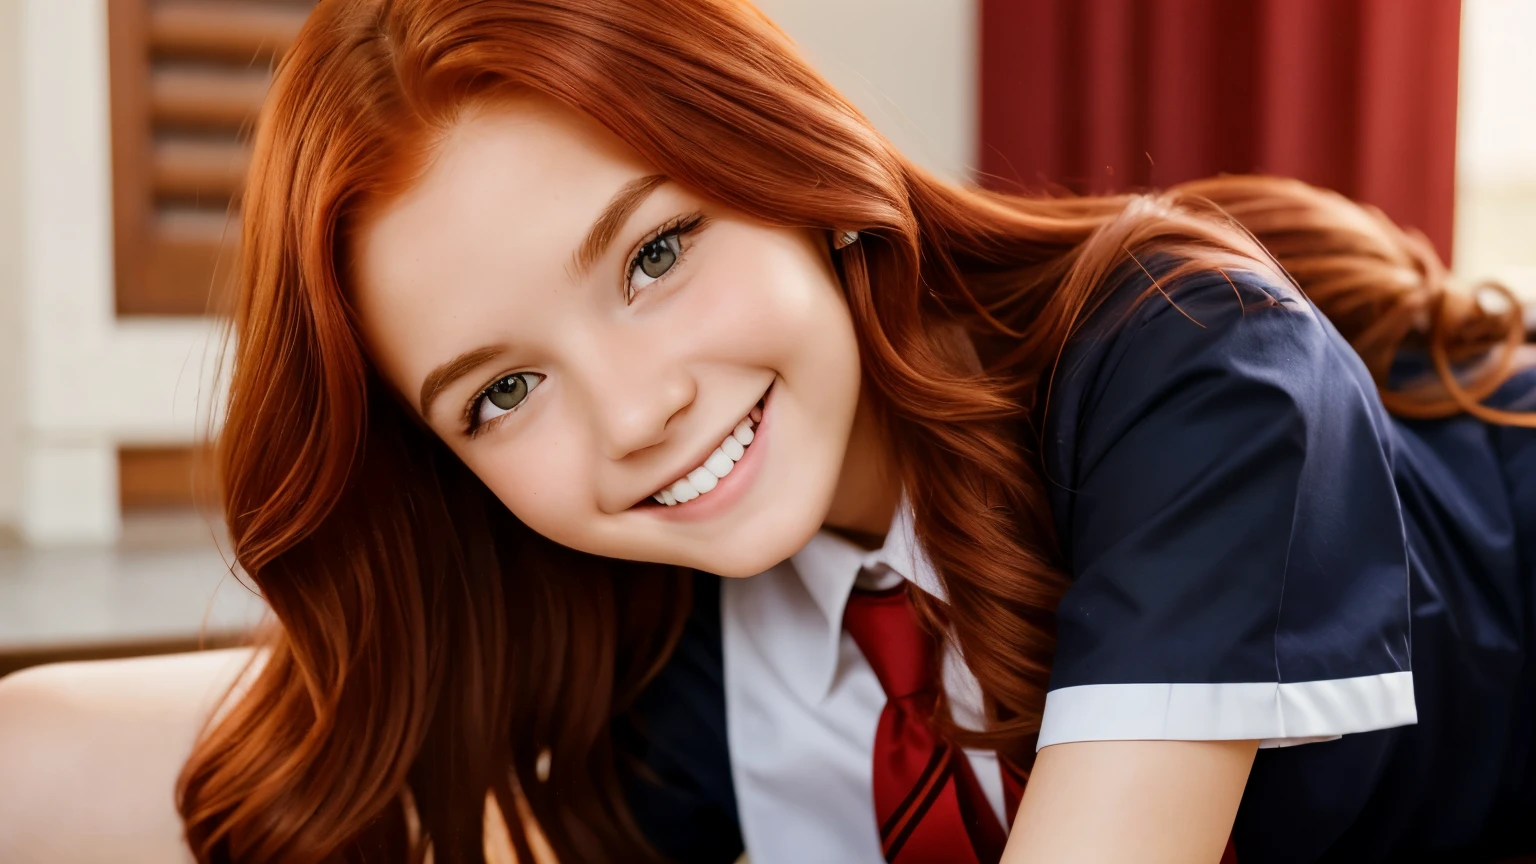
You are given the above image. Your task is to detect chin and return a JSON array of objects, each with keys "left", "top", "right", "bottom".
[
  {"left": 705, "top": 552, "right": 784, "bottom": 579},
  {"left": 691, "top": 496, "right": 830, "bottom": 579}
]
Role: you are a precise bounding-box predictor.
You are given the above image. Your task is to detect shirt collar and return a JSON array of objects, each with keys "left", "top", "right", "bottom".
[{"left": 780, "top": 487, "right": 946, "bottom": 702}]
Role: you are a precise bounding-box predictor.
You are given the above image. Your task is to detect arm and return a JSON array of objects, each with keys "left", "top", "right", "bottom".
[
  {"left": 0, "top": 649, "right": 259, "bottom": 863},
  {"left": 1002, "top": 739, "right": 1257, "bottom": 864},
  {"left": 0, "top": 649, "right": 558, "bottom": 864}
]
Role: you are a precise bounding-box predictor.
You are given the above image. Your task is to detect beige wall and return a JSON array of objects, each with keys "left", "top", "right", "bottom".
[
  {"left": 1455, "top": 0, "right": 1536, "bottom": 300},
  {"left": 753, "top": 0, "right": 978, "bottom": 184},
  {"left": 0, "top": 0, "right": 23, "bottom": 530}
]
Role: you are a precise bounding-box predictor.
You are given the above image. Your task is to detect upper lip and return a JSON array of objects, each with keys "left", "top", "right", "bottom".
[{"left": 633, "top": 384, "right": 768, "bottom": 507}]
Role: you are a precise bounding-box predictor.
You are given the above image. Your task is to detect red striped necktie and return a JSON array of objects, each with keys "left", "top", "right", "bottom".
[
  {"left": 842, "top": 576, "right": 1024, "bottom": 863},
  {"left": 843, "top": 574, "right": 1242, "bottom": 864}
]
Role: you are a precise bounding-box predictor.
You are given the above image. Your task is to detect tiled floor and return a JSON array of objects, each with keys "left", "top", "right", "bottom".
[{"left": 0, "top": 511, "right": 267, "bottom": 654}]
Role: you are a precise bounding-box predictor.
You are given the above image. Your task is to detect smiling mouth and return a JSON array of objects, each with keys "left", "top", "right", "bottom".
[{"left": 633, "top": 383, "right": 770, "bottom": 508}]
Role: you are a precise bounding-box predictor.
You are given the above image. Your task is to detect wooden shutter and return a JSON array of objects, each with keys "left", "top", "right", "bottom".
[{"left": 108, "top": 0, "right": 315, "bottom": 316}]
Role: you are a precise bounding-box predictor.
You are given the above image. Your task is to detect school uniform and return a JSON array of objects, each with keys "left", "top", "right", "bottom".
[{"left": 614, "top": 262, "right": 1536, "bottom": 863}]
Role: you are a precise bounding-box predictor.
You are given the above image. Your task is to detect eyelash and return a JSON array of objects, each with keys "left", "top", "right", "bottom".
[
  {"left": 463, "top": 371, "right": 543, "bottom": 439},
  {"left": 624, "top": 212, "right": 707, "bottom": 302},
  {"left": 461, "top": 211, "right": 709, "bottom": 438}
]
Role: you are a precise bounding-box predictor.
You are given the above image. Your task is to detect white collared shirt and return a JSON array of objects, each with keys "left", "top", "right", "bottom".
[{"left": 720, "top": 493, "right": 1005, "bottom": 864}]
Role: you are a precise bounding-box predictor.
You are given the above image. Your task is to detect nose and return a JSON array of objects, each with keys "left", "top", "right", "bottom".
[{"left": 573, "top": 326, "right": 695, "bottom": 461}]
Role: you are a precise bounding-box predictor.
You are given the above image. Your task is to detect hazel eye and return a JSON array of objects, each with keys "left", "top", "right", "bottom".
[
  {"left": 621, "top": 213, "right": 706, "bottom": 301},
  {"left": 629, "top": 233, "right": 682, "bottom": 291},
  {"left": 472, "top": 372, "right": 544, "bottom": 431}
]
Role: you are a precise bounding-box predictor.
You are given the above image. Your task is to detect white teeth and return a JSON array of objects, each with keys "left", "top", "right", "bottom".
[
  {"left": 721, "top": 436, "right": 744, "bottom": 461},
  {"left": 648, "top": 405, "right": 765, "bottom": 507},
  {"left": 687, "top": 466, "right": 718, "bottom": 493},
  {"left": 704, "top": 448, "right": 734, "bottom": 478},
  {"left": 670, "top": 477, "right": 699, "bottom": 502}
]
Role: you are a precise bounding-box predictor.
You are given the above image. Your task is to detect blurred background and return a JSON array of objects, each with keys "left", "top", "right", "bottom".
[{"left": 0, "top": 0, "right": 1530, "bottom": 674}]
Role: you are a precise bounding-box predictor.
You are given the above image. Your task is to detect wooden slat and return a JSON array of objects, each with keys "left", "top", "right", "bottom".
[
  {"left": 157, "top": 206, "right": 240, "bottom": 247},
  {"left": 149, "top": 0, "right": 312, "bottom": 62},
  {"left": 151, "top": 208, "right": 241, "bottom": 316},
  {"left": 154, "top": 137, "right": 250, "bottom": 201},
  {"left": 120, "top": 445, "right": 222, "bottom": 511},
  {"left": 125, "top": 209, "right": 241, "bottom": 316},
  {"left": 152, "top": 65, "right": 271, "bottom": 130}
]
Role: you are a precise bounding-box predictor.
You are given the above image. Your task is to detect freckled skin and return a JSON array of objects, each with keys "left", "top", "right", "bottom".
[{"left": 352, "top": 94, "right": 899, "bottom": 577}]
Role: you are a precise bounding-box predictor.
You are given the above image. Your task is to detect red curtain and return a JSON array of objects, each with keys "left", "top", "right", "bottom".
[{"left": 978, "top": 0, "right": 1463, "bottom": 262}]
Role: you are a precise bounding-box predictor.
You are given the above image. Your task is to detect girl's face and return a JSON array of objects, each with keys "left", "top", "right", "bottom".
[{"left": 352, "top": 96, "right": 897, "bottom": 577}]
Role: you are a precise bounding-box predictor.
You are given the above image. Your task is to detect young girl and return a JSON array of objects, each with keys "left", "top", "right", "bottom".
[{"left": 6, "top": 0, "right": 1533, "bottom": 862}]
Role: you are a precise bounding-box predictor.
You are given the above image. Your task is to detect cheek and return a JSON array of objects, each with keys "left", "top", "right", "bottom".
[
  {"left": 463, "top": 432, "right": 593, "bottom": 544},
  {"left": 683, "top": 230, "right": 856, "bottom": 370},
  {"left": 749, "top": 246, "right": 861, "bottom": 396}
]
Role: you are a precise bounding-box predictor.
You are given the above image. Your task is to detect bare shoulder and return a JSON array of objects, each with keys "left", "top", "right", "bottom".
[{"left": 0, "top": 648, "right": 263, "bottom": 864}]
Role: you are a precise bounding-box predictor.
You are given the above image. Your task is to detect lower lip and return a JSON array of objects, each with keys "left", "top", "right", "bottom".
[{"left": 638, "top": 382, "right": 774, "bottom": 522}]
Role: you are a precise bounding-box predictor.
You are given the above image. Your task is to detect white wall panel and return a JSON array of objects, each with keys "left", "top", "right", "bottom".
[{"left": 14, "top": 0, "right": 226, "bottom": 545}]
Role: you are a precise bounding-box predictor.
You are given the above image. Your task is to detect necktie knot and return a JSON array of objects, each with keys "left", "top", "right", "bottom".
[{"left": 842, "top": 572, "right": 936, "bottom": 702}]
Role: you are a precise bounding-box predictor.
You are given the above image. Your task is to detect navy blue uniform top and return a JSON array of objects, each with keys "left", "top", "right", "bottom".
[{"left": 615, "top": 263, "right": 1536, "bottom": 863}]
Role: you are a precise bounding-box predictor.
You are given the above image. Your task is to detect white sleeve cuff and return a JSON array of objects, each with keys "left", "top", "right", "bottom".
[{"left": 1036, "top": 671, "right": 1417, "bottom": 751}]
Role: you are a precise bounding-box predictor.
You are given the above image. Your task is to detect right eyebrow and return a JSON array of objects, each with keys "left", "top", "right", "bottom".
[
  {"left": 569, "top": 173, "right": 670, "bottom": 280},
  {"left": 419, "top": 344, "right": 505, "bottom": 421}
]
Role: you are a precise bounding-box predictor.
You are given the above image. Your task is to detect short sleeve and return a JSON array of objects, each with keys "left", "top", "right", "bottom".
[{"left": 1036, "top": 266, "right": 1416, "bottom": 751}]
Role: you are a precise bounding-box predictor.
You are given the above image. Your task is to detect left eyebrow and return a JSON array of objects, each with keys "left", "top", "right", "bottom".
[
  {"left": 569, "top": 173, "right": 670, "bottom": 280},
  {"left": 419, "top": 343, "right": 505, "bottom": 421}
]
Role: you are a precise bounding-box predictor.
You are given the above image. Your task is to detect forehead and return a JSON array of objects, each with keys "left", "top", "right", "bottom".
[
  {"left": 357, "top": 94, "right": 651, "bottom": 277},
  {"left": 349, "top": 96, "right": 655, "bottom": 396}
]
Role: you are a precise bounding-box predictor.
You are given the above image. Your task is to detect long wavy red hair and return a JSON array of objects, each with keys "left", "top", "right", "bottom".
[{"left": 176, "top": 1, "right": 1534, "bottom": 861}]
